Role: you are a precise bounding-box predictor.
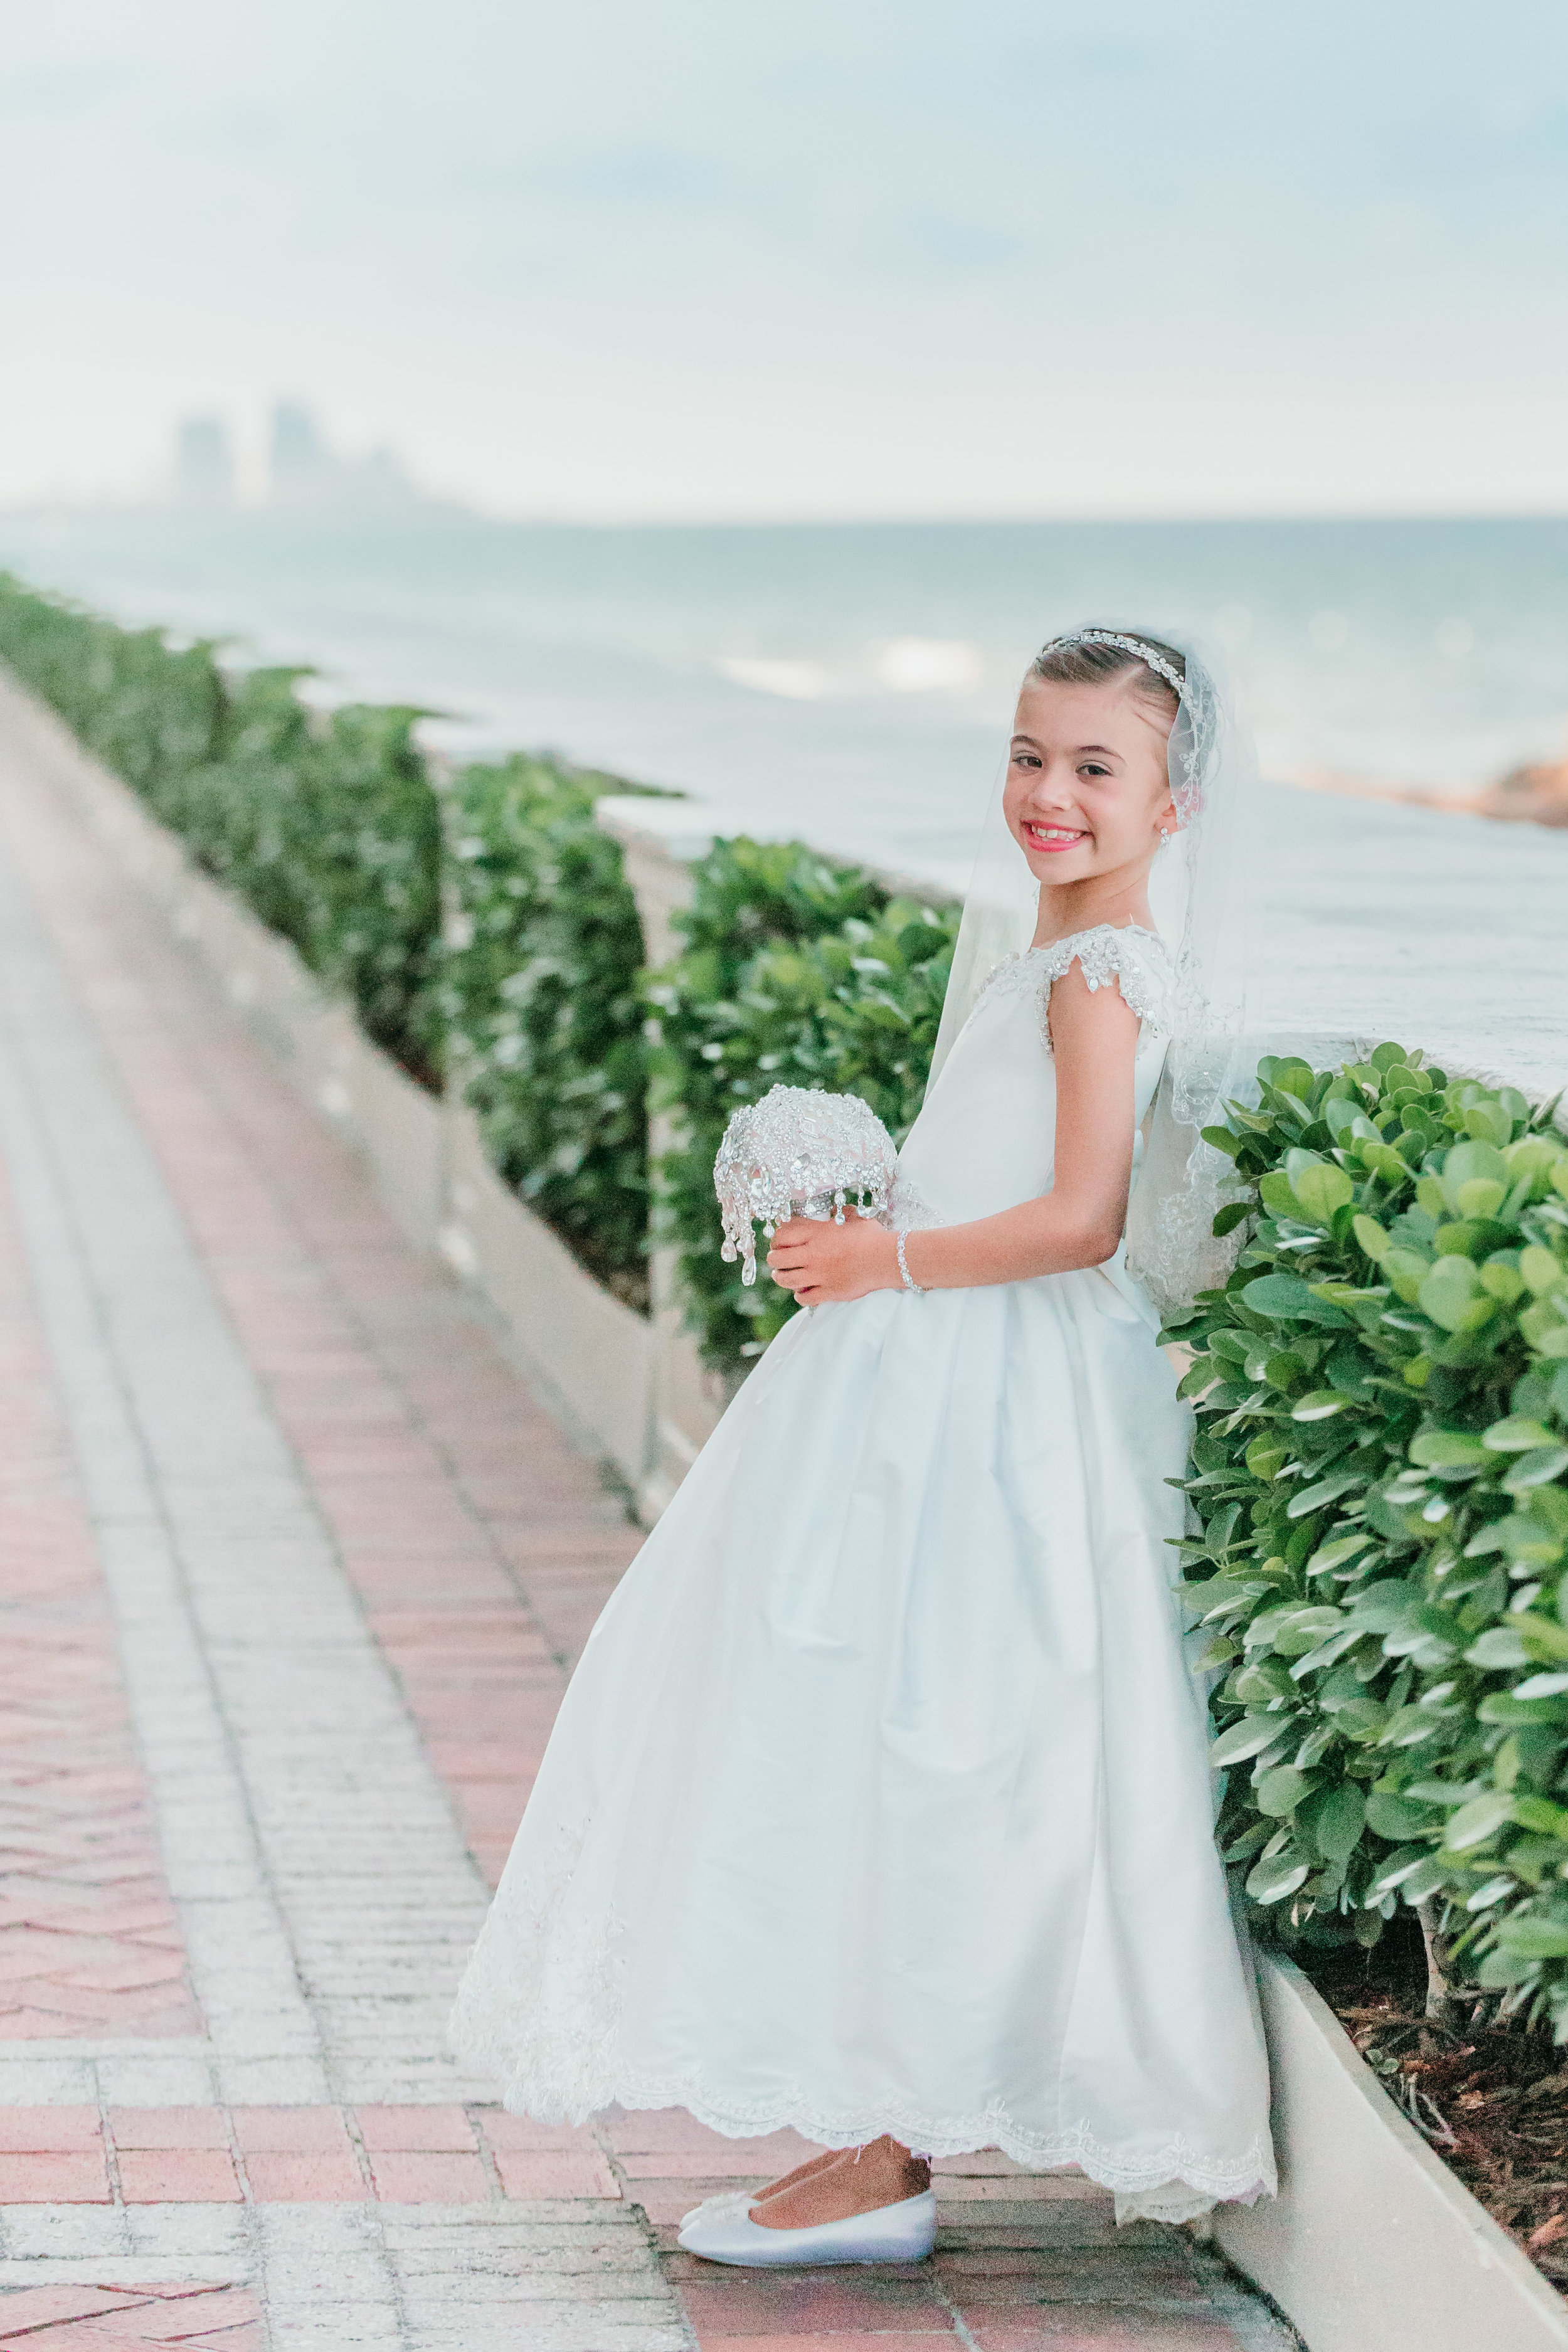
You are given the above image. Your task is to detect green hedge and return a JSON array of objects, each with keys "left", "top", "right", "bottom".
[
  {"left": 645, "top": 837, "right": 956, "bottom": 1366},
  {"left": 0, "top": 575, "right": 225, "bottom": 795},
  {"left": 0, "top": 573, "right": 638, "bottom": 1276},
  {"left": 1171, "top": 1047, "right": 1568, "bottom": 2028},
  {"left": 176, "top": 676, "right": 442, "bottom": 1074},
  {"left": 437, "top": 754, "right": 649, "bottom": 1305},
  {"left": 0, "top": 576, "right": 442, "bottom": 1073}
]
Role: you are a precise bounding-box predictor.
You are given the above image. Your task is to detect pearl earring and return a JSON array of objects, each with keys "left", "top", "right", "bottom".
[{"left": 1158, "top": 828, "right": 1170, "bottom": 846}]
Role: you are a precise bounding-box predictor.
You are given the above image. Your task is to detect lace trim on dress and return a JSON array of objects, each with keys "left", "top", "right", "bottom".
[
  {"left": 974, "top": 923, "right": 1173, "bottom": 1057},
  {"left": 609, "top": 2069, "right": 1274, "bottom": 2206},
  {"left": 448, "top": 1851, "right": 1274, "bottom": 2208},
  {"left": 884, "top": 1168, "right": 944, "bottom": 1234},
  {"left": 447, "top": 1819, "right": 628, "bottom": 2126}
]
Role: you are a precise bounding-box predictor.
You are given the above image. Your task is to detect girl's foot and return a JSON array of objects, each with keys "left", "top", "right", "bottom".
[
  {"left": 677, "top": 2173, "right": 936, "bottom": 2268},
  {"left": 753, "top": 2136, "right": 930, "bottom": 2228},
  {"left": 678, "top": 2145, "right": 842, "bottom": 2230},
  {"left": 749, "top": 2146, "right": 847, "bottom": 2209}
]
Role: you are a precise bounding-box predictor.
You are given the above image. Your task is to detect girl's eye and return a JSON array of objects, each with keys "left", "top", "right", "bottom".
[
  {"left": 1078, "top": 761, "right": 1111, "bottom": 778},
  {"left": 1011, "top": 751, "right": 1042, "bottom": 770}
]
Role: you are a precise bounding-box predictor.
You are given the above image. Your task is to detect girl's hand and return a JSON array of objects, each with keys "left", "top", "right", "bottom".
[{"left": 766, "top": 1209, "right": 901, "bottom": 1305}]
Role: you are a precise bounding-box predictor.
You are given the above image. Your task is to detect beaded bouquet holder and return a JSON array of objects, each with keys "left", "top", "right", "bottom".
[{"left": 714, "top": 1084, "right": 899, "bottom": 1287}]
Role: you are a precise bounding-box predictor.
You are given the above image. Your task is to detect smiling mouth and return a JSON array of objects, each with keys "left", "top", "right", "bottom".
[{"left": 1022, "top": 821, "right": 1089, "bottom": 854}]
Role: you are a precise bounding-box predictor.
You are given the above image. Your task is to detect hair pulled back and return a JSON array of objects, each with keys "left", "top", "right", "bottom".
[{"left": 1028, "top": 630, "right": 1185, "bottom": 726}]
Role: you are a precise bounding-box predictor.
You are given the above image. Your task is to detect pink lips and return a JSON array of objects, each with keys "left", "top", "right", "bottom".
[{"left": 1022, "top": 823, "right": 1088, "bottom": 856}]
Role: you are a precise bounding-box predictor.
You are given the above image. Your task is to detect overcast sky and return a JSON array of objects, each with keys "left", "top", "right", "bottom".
[{"left": 3, "top": 1, "right": 1566, "bottom": 519}]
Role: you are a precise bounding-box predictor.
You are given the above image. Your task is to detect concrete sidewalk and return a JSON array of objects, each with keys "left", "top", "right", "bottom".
[{"left": 0, "top": 715, "right": 1296, "bottom": 2349}]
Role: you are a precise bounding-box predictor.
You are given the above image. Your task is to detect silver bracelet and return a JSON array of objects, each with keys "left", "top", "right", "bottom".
[{"left": 896, "top": 1231, "right": 926, "bottom": 1295}]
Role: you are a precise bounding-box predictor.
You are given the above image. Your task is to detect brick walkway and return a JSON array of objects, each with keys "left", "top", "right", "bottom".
[
  {"left": 0, "top": 697, "right": 1295, "bottom": 2349},
  {"left": 0, "top": 1170, "right": 198, "bottom": 2047}
]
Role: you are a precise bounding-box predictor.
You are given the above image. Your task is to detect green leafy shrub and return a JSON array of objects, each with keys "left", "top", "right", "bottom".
[
  {"left": 0, "top": 571, "right": 225, "bottom": 798},
  {"left": 437, "top": 755, "right": 649, "bottom": 1303},
  {"left": 647, "top": 837, "right": 956, "bottom": 1367},
  {"left": 184, "top": 692, "right": 442, "bottom": 1072},
  {"left": 277, "top": 702, "right": 442, "bottom": 1072},
  {"left": 0, "top": 576, "right": 443, "bottom": 1074},
  {"left": 1172, "top": 1045, "right": 1568, "bottom": 2026}
]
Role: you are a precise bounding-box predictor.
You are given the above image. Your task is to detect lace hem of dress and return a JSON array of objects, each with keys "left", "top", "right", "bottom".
[
  {"left": 975, "top": 923, "right": 1173, "bottom": 1056},
  {"left": 448, "top": 1846, "right": 1274, "bottom": 2213},
  {"left": 608, "top": 2073, "right": 1272, "bottom": 2206},
  {"left": 452, "top": 2021, "right": 1273, "bottom": 2210},
  {"left": 448, "top": 1820, "right": 628, "bottom": 2126}
]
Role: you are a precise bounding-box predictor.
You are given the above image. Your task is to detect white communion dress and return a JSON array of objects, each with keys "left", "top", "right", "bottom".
[{"left": 449, "top": 922, "right": 1276, "bottom": 2222}]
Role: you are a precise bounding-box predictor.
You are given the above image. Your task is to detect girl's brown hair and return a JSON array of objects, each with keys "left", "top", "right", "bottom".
[{"left": 1028, "top": 632, "right": 1185, "bottom": 723}]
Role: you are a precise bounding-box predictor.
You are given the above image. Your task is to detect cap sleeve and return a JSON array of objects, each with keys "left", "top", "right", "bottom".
[{"left": 1036, "top": 926, "right": 1173, "bottom": 1055}]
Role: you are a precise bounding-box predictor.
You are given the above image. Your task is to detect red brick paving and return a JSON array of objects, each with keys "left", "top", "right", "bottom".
[
  {"left": 0, "top": 2284, "right": 261, "bottom": 2346},
  {"left": 226, "top": 2107, "right": 354, "bottom": 2155},
  {"left": 0, "top": 1160, "right": 198, "bottom": 2043},
  {"left": 364, "top": 2149, "right": 490, "bottom": 2203},
  {"left": 114, "top": 2149, "right": 243, "bottom": 2205},
  {"left": 0, "top": 2152, "right": 112, "bottom": 2203},
  {"left": 0, "top": 2103, "right": 622, "bottom": 2204}
]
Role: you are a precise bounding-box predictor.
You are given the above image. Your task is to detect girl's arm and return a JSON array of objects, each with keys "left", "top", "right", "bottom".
[{"left": 766, "top": 963, "right": 1141, "bottom": 1306}]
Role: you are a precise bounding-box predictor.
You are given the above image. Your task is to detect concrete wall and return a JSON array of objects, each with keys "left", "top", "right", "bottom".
[{"left": 1221, "top": 1957, "right": 1568, "bottom": 2352}]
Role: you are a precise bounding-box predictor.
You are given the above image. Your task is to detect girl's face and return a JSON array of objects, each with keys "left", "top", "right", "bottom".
[{"left": 1004, "top": 673, "right": 1178, "bottom": 886}]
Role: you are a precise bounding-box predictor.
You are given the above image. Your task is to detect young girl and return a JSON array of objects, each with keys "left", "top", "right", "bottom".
[{"left": 450, "top": 627, "right": 1274, "bottom": 2265}]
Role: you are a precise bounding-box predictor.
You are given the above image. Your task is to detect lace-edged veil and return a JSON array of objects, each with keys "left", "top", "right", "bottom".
[{"left": 927, "top": 624, "right": 1261, "bottom": 1323}]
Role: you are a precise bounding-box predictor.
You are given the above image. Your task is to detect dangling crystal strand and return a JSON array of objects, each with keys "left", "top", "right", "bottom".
[{"left": 712, "top": 1084, "right": 901, "bottom": 1285}]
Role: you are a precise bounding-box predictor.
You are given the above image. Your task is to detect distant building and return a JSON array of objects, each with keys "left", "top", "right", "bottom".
[
  {"left": 269, "top": 401, "right": 328, "bottom": 507},
  {"left": 268, "top": 400, "right": 421, "bottom": 512},
  {"left": 174, "top": 416, "right": 235, "bottom": 509}
]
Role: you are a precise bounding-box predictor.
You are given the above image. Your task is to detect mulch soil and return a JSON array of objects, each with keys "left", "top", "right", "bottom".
[{"left": 1303, "top": 1920, "right": 1568, "bottom": 2294}]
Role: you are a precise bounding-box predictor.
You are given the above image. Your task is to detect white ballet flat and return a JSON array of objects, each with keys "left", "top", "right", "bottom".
[
  {"left": 677, "top": 2186, "right": 936, "bottom": 2267},
  {"left": 678, "top": 2187, "right": 753, "bottom": 2228}
]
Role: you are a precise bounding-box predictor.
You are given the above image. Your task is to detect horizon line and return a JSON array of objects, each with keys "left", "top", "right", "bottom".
[{"left": 3, "top": 498, "right": 1568, "bottom": 533}]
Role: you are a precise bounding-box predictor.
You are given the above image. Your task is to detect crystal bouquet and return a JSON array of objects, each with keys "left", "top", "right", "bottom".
[{"left": 714, "top": 1084, "right": 899, "bottom": 1286}]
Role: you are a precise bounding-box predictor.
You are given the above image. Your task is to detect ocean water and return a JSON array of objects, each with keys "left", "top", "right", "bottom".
[{"left": 0, "top": 507, "right": 1564, "bottom": 1091}]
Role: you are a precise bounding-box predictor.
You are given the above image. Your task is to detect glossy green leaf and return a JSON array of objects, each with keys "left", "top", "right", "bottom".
[
  {"left": 1294, "top": 1162, "right": 1354, "bottom": 1222},
  {"left": 1291, "top": 1390, "right": 1352, "bottom": 1421},
  {"left": 1520, "top": 1244, "right": 1565, "bottom": 1298},
  {"left": 1353, "top": 1214, "right": 1391, "bottom": 1263},
  {"left": 1242, "top": 1272, "right": 1319, "bottom": 1320},
  {"left": 1419, "top": 1257, "right": 1496, "bottom": 1335},
  {"left": 1409, "top": 1428, "right": 1490, "bottom": 1470},
  {"left": 1495, "top": 1917, "right": 1568, "bottom": 1958},
  {"left": 1504, "top": 1448, "right": 1568, "bottom": 1493},
  {"left": 1286, "top": 1469, "right": 1363, "bottom": 1520},
  {"left": 1255, "top": 1765, "right": 1312, "bottom": 1816},
  {"left": 1443, "top": 1789, "right": 1517, "bottom": 1850},
  {"left": 1210, "top": 1717, "right": 1285, "bottom": 1767},
  {"left": 1365, "top": 1791, "right": 1430, "bottom": 1841},
  {"left": 1483, "top": 1416, "right": 1558, "bottom": 1453},
  {"left": 1245, "top": 1851, "right": 1312, "bottom": 1904},
  {"left": 1310, "top": 1781, "right": 1367, "bottom": 1862}
]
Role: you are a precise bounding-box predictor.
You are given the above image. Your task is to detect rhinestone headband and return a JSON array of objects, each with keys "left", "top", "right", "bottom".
[{"left": 1036, "top": 628, "right": 1187, "bottom": 706}]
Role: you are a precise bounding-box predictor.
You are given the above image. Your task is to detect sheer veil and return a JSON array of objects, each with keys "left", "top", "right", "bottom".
[{"left": 927, "top": 625, "right": 1261, "bottom": 1324}]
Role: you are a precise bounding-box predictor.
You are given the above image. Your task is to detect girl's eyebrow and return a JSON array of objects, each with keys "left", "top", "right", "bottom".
[{"left": 1010, "top": 733, "right": 1123, "bottom": 759}]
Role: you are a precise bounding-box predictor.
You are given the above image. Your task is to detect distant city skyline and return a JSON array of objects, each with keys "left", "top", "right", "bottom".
[
  {"left": 3, "top": 1, "right": 1567, "bottom": 521},
  {"left": 167, "top": 403, "right": 428, "bottom": 515}
]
